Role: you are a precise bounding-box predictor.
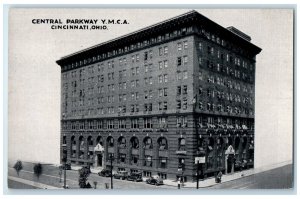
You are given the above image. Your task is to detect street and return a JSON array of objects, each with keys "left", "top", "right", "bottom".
[
  {"left": 8, "top": 163, "right": 293, "bottom": 189},
  {"left": 8, "top": 166, "right": 176, "bottom": 189},
  {"left": 209, "top": 164, "right": 293, "bottom": 189}
]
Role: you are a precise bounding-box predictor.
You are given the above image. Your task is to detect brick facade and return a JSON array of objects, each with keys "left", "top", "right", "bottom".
[{"left": 57, "top": 10, "right": 261, "bottom": 182}]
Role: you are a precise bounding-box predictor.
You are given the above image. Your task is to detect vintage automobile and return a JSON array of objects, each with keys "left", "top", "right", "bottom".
[
  {"left": 146, "top": 176, "right": 164, "bottom": 186},
  {"left": 127, "top": 172, "right": 143, "bottom": 182},
  {"left": 113, "top": 171, "right": 128, "bottom": 180},
  {"left": 59, "top": 163, "right": 71, "bottom": 170},
  {"left": 98, "top": 169, "right": 112, "bottom": 177}
]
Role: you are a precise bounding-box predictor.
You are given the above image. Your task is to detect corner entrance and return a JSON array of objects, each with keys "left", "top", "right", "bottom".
[{"left": 97, "top": 154, "right": 103, "bottom": 167}]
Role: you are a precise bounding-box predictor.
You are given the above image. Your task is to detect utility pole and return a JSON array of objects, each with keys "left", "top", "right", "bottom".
[
  {"left": 62, "top": 146, "right": 67, "bottom": 189},
  {"left": 196, "top": 160, "right": 200, "bottom": 189},
  {"left": 110, "top": 154, "right": 113, "bottom": 189},
  {"left": 64, "top": 161, "right": 66, "bottom": 189}
]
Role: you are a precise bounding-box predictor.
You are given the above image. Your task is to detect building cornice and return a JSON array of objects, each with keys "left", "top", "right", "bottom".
[{"left": 56, "top": 10, "right": 262, "bottom": 71}]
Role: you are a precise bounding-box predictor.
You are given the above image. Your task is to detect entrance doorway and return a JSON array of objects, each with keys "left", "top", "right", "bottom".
[
  {"left": 97, "top": 154, "right": 103, "bottom": 167},
  {"left": 227, "top": 154, "right": 234, "bottom": 173}
]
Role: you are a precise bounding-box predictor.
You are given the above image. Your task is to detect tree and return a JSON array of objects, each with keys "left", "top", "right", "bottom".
[
  {"left": 13, "top": 160, "right": 23, "bottom": 176},
  {"left": 33, "top": 163, "right": 43, "bottom": 180},
  {"left": 78, "top": 166, "right": 91, "bottom": 188}
]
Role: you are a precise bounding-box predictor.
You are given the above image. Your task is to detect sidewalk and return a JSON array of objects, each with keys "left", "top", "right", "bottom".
[
  {"left": 8, "top": 176, "right": 62, "bottom": 189},
  {"left": 163, "top": 160, "right": 293, "bottom": 188}
]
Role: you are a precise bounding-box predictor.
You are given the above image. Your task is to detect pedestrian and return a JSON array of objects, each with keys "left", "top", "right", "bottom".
[
  {"left": 177, "top": 177, "right": 181, "bottom": 189},
  {"left": 216, "top": 170, "right": 222, "bottom": 183}
]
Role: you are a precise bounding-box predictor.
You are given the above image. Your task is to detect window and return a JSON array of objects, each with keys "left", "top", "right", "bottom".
[
  {"left": 177, "top": 42, "right": 182, "bottom": 51},
  {"left": 199, "top": 57, "right": 203, "bottom": 66},
  {"left": 182, "top": 98, "right": 187, "bottom": 110},
  {"left": 199, "top": 42, "right": 203, "bottom": 50},
  {"left": 164, "top": 46, "right": 168, "bottom": 55},
  {"left": 183, "top": 85, "right": 187, "bottom": 95},
  {"left": 131, "top": 118, "right": 139, "bottom": 128},
  {"left": 177, "top": 57, "right": 182, "bottom": 66},
  {"left": 183, "top": 71, "right": 188, "bottom": 79},
  {"left": 164, "top": 60, "right": 168, "bottom": 68},
  {"left": 178, "top": 158, "right": 185, "bottom": 170},
  {"left": 163, "top": 88, "right": 168, "bottom": 96},
  {"left": 158, "top": 75, "right": 163, "bottom": 83},
  {"left": 107, "top": 120, "right": 114, "bottom": 129},
  {"left": 159, "top": 61, "right": 163, "bottom": 70},
  {"left": 158, "top": 88, "right": 163, "bottom": 97},
  {"left": 164, "top": 74, "right": 168, "bottom": 83},
  {"left": 178, "top": 138, "right": 186, "bottom": 151},
  {"left": 177, "top": 116, "right": 188, "bottom": 127},
  {"left": 158, "top": 117, "right": 167, "bottom": 128},
  {"left": 149, "top": 50, "right": 153, "bottom": 59},
  {"left": 208, "top": 46, "right": 214, "bottom": 55},
  {"left": 149, "top": 77, "right": 153, "bottom": 85},
  {"left": 144, "top": 78, "right": 149, "bottom": 85},
  {"left": 144, "top": 52, "right": 148, "bottom": 61},
  {"left": 159, "top": 47, "right": 163, "bottom": 56},
  {"left": 177, "top": 71, "right": 182, "bottom": 80},
  {"left": 177, "top": 86, "right": 181, "bottom": 95},
  {"left": 176, "top": 100, "right": 181, "bottom": 109},
  {"left": 158, "top": 158, "right": 168, "bottom": 169},
  {"left": 183, "top": 56, "right": 188, "bottom": 64},
  {"left": 149, "top": 90, "right": 153, "bottom": 99},
  {"left": 144, "top": 118, "right": 153, "bottom": 129},
  {"left": 163, "top": 101, "right": 168, "bottom": 110},
  {"left": 118, "top": 119, "right": 126, "bottom": 129},
  {"left": 183, "top": 41, "right": 188, "bottom": 49}
]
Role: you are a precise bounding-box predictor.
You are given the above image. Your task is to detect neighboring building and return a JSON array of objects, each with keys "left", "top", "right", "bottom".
[{"left": 56, "top": 10, "right": 261, "bottom": 182}]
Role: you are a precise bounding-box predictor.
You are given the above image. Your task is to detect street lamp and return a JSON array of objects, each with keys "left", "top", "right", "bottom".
[
  {"left": 109, "top": 154, "right": 114, "bottom": 189},
  {"left": 62, "top": 144, "right": 67, "bottom": 189}
]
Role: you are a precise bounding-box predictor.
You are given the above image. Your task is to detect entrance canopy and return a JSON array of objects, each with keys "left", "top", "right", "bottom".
[
  {"left": 225, "top": 145, "right": 235, "bottom": 155},
  {"left": 94, "top": 143, "right": 104, "bottom": 152}
]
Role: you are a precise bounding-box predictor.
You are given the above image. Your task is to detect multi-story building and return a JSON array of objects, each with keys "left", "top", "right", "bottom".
[{"left": 56, "top": 10, "right": 261, "bottom": 182}]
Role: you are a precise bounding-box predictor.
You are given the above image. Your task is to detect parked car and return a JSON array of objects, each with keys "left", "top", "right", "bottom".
[
  {"left": 113, "top": 171, "right": 128, "bottom": 180},
  {"left": 127, "top": 172, "right": 143, "bottom": 182},
  {"left": 146, "top": 176, "right": 164, "bottom": 186},
  {"left": 59, "top": 163, "right": 71, "bottom": 170},
  {"left": 98, "top": 169, "right": 112, "bottom": 177}
]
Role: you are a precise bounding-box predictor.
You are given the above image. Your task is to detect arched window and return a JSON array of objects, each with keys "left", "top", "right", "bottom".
[
  {"left": 96, "top": 136, "right": 103, "bottom": 146},
  {"left": 130, "top": 137, "right": 139, "bottom": 149},
  {"left": 158, "top": 137, "right": 168, "bottom": 150},
  {"left": 227, "top": 137, "right": 233, "bottom": 146},
  {"left": 107, "top": 136, "right": 114, "bottom": 147},
  {"left": 62, "top": 136, "right": 67, "bottom": 145},
  {"left": 79, "top": 136, "right": 84, "bottom": 146},
  {"left": 178, "top": 138, "right": 186, "bottom": 151},
  {"left": 118, "top": 136, "right": 126, "bottom": 148},
  {"left": 87, "top": 136, "right": 93, "bottom": 146},
  {"left": 208, "top": 137, "right": 214, "bottom": 151},
  {"left": 143, "top": 137, "right": 153, "bottom": 149},
  {"left": 79, "top": 136, "right": 84, "bottom": 159},
  {"left": 234, "top": 137, "right": 240, "bottom": 153}
]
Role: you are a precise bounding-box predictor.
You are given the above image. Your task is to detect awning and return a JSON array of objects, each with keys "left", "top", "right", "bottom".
[{"left": 94, "top": 143, "right": 104, "bottom": 152}]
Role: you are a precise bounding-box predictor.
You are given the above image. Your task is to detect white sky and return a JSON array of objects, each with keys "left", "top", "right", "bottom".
[{"left": 8, "top": 8, "right": 293, "bottom": 168}]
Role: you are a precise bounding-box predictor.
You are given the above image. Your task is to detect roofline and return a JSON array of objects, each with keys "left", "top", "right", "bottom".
[
  {"left": 57, "top": 10, "right": 261, "bottom": 65},
  {"left": 60, "top": 10, "right": 197, "bottom": 60}
]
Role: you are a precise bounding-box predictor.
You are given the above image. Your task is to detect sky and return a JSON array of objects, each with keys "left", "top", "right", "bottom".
[{"left": 8, "top": 8, "right": 293, "bottom": 168}]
